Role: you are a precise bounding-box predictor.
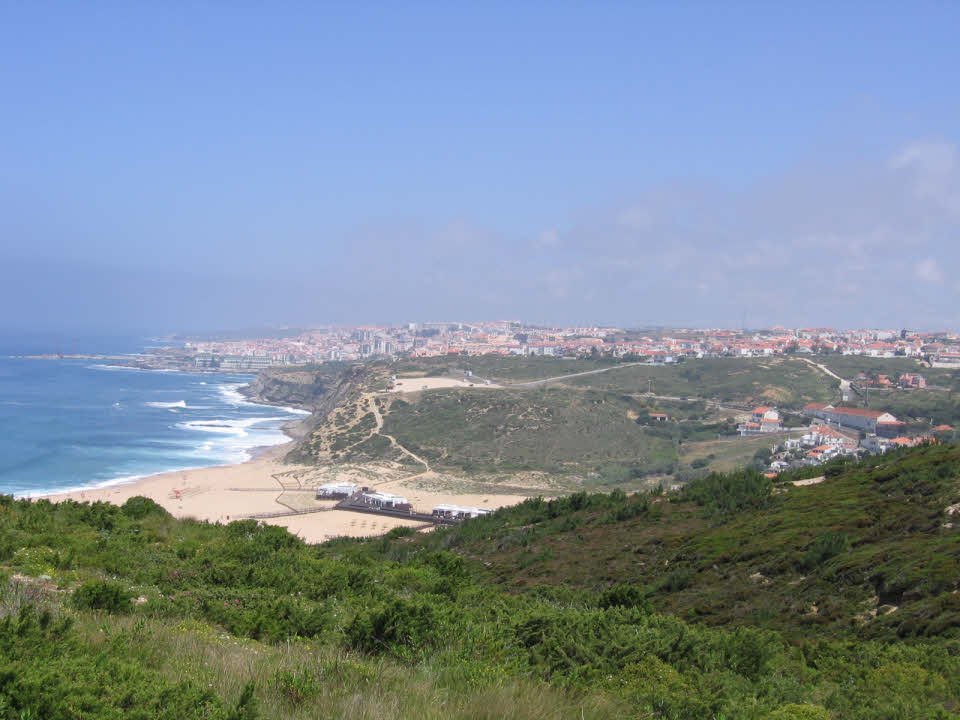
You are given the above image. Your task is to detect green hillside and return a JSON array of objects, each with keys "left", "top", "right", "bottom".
[
  {"left": 564, "top": 357, "right": 837, "bottom": 409},
  {"left": 381, "top": 387, "right": 680, "bottom": 478},
  {"left": 3, "top": 444, "right": 960, "bottom": 718}
]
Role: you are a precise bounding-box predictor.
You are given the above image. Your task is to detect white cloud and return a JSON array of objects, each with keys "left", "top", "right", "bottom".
[
  {"left": 891, "top": 140, "right": 957, "bottom": 176},
  {"left": 535, "top": 229, "right": 561, "bottom": 249},
  {"left": 914, "top": 257, "right": 944, "bottom": 284},
  {"left": 617, "top": 206, "right": 653, "bottom": 231},
  {"left": 891, "top": 140, "right": 960, "bottom": 217}
]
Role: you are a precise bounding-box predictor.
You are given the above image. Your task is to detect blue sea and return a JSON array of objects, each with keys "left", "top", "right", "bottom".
[{"left": 0, "top": 334, "right": 308, "bottom": 498}]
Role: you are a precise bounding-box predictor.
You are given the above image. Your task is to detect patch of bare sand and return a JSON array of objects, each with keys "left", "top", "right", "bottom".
[
  {"left": 374, "top": 473, "right": 532, "bottom": 513},
  {"left": 271, "top": 510, "right": 430, "bottom": 543},
  {"left": 390, "top": 377, "right": 500, "bottom": 392}
]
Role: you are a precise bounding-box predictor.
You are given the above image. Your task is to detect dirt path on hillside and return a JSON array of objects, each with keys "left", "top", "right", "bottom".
[
  {"left": 800, "top": 357, "right": 844, "bottom": 382},
  {"left": 367, "top": 394, "right": 431, "bottom": 471},
  {"left": 492, "top": 361, "right": 647, "bottom": 388}
]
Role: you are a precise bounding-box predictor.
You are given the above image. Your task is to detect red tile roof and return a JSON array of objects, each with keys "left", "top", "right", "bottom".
[{"left": 827, "top": 407, "right": 887, "bottom": 418}]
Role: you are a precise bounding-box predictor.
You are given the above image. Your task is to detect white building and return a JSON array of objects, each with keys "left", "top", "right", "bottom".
[
  {"left": 360, "top": 492, "right": 410, "bottom": 510},
  {"left": 315, "top": 482, "right": 358, "bottom": 499},
  {"left": 432, "top": 504, "right": 492, "bottom": 520}
]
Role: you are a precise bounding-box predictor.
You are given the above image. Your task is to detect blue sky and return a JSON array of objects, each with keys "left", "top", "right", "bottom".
[{"left": 2, "top": 2, "right": 958, "bottom": 332}]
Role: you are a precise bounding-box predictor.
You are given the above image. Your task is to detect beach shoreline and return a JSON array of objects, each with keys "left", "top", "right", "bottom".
[{"left": 35, "top": 397, "right": 532, "bottom": 543}]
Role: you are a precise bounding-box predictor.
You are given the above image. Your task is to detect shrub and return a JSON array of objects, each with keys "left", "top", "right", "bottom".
[
  {"left": 684, "top": 468, "right": 773, "bottom": 520},
  {"left": 661, "top": 567, "right": 694, "bottom": 593},
  {"left": 599, "top": 584, "right": 652, "bottom": 612},
  {"left": 346, "top": 598, "right": 443, "bottom": 659},
  {"left": 802, "top": 533, "right": 850, "bottom": 570},
  {"left": 122, "top": 495, "right": 167, "bottom": 520},
  {"left": 274, "top": 666, "right": 320, "bottom": 706},
  {"left": 72, "top": 580, "right": 134, "bottom": 613},
  {"left": 227, "top": 682, "right": 259, "bottom": 720},
  {"left": 383, "top": 525, "right": 416, "bottom": 540}
]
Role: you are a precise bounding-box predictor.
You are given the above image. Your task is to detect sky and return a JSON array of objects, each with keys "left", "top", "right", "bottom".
[{"left": 1, "top": 2, "right": 959, "bottom": 333}]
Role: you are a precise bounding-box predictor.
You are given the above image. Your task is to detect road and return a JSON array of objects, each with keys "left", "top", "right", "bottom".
[
  {"left": 469, "top": 361, "right": 647, "bottom": 388},
  {"left": 799, "top": 358, "right": 852, "bottom": 400}
]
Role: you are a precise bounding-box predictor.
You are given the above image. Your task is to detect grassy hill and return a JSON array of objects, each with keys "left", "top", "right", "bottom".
[
  {"left": 287, "top": 356, "right": 835, "bottom": 483},
  {"left": 381, "top": 387, "right": 679, "bottom": 479},
  {"left": 564, "top": 357, "right": 837, "bottom": 409},
  {"left": 814, "top": 355, "right": 957, "bottom": 388},
  {"left": 3, "top": 444, "right": 960, "bottom": 718}
]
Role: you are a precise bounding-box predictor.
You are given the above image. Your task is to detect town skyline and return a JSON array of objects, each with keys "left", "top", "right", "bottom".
[{"left": 161, "top": 321, "right": 960, "bottom": 370}]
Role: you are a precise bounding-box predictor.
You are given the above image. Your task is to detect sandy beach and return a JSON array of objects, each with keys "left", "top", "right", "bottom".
[{"left": 40, "top": 440, "right": 532, "bottom": 544}]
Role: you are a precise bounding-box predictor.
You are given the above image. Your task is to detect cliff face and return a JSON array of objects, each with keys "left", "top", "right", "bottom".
[
  {"left": 240, "top": 367, "right": 338, "bottom": 409},
  {"left": 239, "top": 364, "right": 375, "bottom": 462}
]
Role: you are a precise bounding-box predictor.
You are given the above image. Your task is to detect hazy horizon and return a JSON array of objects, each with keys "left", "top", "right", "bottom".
[{"left": 2, "top": 3, "right": 958, "bottom": 333}]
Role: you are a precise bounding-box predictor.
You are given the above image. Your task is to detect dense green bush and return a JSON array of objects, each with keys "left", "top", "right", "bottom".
[
  {"left": 3, "top": 445, "right": 960, "bottom": 718},
  {"left": 598, "top": 584, "right": 651, "bottom": 611},
  {"left": 802, "top": 532, "right": 850, "bottom": 570},
  {"left": 0, "top": 605, "right": 232, "bottom": 719},
  {"left": 347, "top": 597, "right": 445, "bottom": 660},
  {"left": 122, "top": 495, "right": 168, "bottom": 520},
  {"left": 684, "top": 468, "right": 773, "bottom": 520},
  {"left": 72, "top": 580, "right": 134, "bottom": 613}
]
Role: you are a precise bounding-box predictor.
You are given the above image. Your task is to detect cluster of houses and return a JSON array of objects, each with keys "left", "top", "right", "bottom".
[
  {"left": 854, "top": 372, "right": 927, "bottom": 389},
  {"left": 739, "top": 401, "right": 954, "bottom": 475}
]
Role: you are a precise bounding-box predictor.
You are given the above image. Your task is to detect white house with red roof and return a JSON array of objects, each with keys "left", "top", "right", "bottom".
[
  {"left": 802, "top": 403, "right": 899, "bottom": 434},
  {"left": 740, "top": 406, "right": 782, "bottom": 435}
]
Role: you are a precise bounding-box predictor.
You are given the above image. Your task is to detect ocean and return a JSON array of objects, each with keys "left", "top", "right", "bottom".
[{"left": 0, "top": 335, "right": 308, "bottom": 498}]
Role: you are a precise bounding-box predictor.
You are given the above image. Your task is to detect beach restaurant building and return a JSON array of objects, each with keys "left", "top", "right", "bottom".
[
  {"left": 432, "top": 504, "right": 492, "bottom": 521},
  {"left": 360, "top": 491, "right": 412, "bottom": 512},
  {"left": 315, "top": 482, "right": 359, "bottom": 500}
]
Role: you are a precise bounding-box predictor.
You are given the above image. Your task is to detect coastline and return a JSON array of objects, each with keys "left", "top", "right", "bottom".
[{"left": 34, "top": 381, "right": 533, "bottom": 543}]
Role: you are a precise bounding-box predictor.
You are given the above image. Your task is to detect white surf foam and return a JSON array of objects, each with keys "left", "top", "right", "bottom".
[
  {"left": 87, "top": 364, "right": 178, "bottom": 373},
  {"left": 217, "top": 383, "right": 310, "bottom": 416},
  {"left": 177, "top": 417, "right": 287, "bottom": 436}
]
